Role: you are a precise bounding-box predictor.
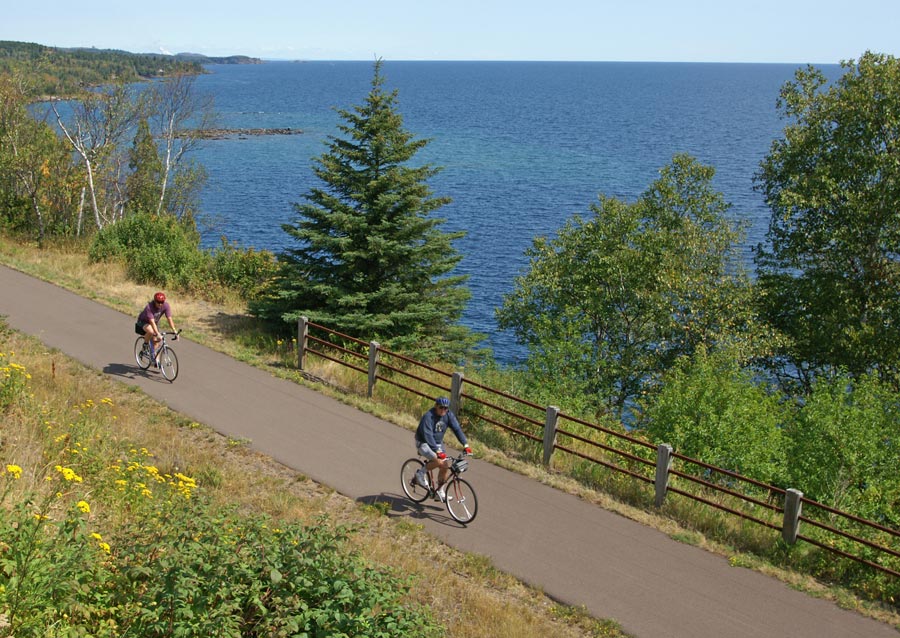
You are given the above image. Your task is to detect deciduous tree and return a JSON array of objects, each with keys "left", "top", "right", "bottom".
[
  {"left": 51, "top": 84, "right": 143, "bottom": 230},
  {"left": 145, "top": 73, "right": 214, "bottom": 217},
  {"left": 755, "top": 52, "right": 900, "bottom": 390},
  {"left": 0, "top": 75, "right": 73, "bottom": 243},
  {"left": 497, "top": 155, "right": 763, "bottom": 418}
]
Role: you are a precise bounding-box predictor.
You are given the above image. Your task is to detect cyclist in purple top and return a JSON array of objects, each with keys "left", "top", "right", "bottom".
[{"left": 135, "top": 291, "right": 178, "bottom": 363}]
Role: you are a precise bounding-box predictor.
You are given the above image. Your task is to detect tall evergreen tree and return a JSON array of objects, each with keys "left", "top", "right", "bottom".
[
  {"left": 252, "top": 60, "right": 474, "bottom": 358},
  {"left": 126, "top": 118, "right": 163, "bottom": 216}
]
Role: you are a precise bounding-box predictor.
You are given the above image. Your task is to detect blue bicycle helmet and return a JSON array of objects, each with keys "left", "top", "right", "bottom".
[{"left": 435, "top": 396, "right": 450, "bottom": 408}]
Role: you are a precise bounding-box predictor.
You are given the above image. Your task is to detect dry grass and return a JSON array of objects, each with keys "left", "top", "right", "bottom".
[
  {"left": 2, "top": 328, "right": 625, "bottom": 638},
  {"left": 0, "top": 235, "right": 629, "bottom": 637},
  {"left": 1, "top": 234, "right": 898, "bottom": 632}
]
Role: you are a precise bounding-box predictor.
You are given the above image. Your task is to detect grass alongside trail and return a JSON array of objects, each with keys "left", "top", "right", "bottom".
[
  {"left": 0, "top": 327, "right": 625, "bottom": 637},
  {"left": 1, "top": 234, "right": 898, "bottom": 633},
  {"left": 0, "top": 237, "right": 628, "bottom": 636}
]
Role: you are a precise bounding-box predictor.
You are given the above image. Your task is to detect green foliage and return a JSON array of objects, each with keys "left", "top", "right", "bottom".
[
  {"left": 251, "top": 60, "right": 477, "bottom": 360},
  {"left": 640, "top": 346, "right": 788, "bottom": 484},
  {"left": 125, "top": 118, "right": 164, "bottom": 215},
  {"left": 0, "top": 74, "right": 79, "bottom": 242},
  {"left": 498, "top": 154, "right": 764, "bottom": 419},
  {"left": 755, "top": 52, "right": 900, "bottom": 389},
  {"left": 786, "top": 372, "right": 900, "bottom": 526},
  {"left": 0, "top": 40, "right": 201, "bottom": 98},
  {"left": 0, "top": 363, "right": 438, "bottom": 638},
  {"left": 88, "top": 212, "right": 207, "bottom": 289},
  {"left": 208, "top": 237, "right": 278, "bottom": 299},
  {"left": 0, "top": 354, "right": 30, "bottom": 412}
]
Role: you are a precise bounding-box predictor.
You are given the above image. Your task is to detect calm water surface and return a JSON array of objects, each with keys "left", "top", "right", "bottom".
[{"left": 192, "top": 61, "right": 839, "bottom": 362}]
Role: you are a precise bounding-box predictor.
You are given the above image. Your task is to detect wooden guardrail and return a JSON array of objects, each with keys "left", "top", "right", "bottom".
[{"left": 296, "top": 318, "right": 899, "bottom": 580}]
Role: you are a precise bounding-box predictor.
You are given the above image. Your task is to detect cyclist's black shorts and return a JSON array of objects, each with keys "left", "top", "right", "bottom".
[{"left": 135, "top": 321, "right": 148, "bottom": 336}]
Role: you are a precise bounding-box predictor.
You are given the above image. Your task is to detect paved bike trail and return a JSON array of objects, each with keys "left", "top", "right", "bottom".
[{"left": 1, "top": 264, "right": 896, "bottom": 638}]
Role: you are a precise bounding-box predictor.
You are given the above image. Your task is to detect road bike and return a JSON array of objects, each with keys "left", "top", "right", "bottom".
[
  {"left": 401, "top": 453, "right": 478, "bottom": 524},
  {"left": 134, "top": 330, "right": 181, "bottom": 381}
]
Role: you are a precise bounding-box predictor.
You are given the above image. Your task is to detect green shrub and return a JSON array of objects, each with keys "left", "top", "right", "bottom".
[
  {"left": 640, "top": 346, "right": 788, "bottom": 485},
  {"left": 207, "top": 237, "right": 278, "bottom": 299},
  {"left": 89, "top": 212, "right": 208, "bottom": 289},
  {"left": 0, "top": 368, "right": 438, "bottom": 638}
]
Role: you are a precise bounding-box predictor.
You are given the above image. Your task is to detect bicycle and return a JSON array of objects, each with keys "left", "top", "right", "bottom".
[
  {"left": 401, "top": 453, "right": 478, "bottom": 524},
  {"left": 134, "top": 330, "right": 181, "bottom": 381}
]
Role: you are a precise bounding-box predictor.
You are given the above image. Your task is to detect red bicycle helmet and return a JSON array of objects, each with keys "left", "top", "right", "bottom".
[{"left": 154, "top": 292, "right": 166, "bottom": 304}]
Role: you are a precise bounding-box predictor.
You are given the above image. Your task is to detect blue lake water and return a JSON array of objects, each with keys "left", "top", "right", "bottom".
[{"left": 191, "top": 60, "right": 840, "bottom": 362}]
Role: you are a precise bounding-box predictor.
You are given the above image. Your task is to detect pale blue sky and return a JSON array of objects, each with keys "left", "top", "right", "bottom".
[{"left": 3, "top": 1, "right": 897, "bottom": 64}]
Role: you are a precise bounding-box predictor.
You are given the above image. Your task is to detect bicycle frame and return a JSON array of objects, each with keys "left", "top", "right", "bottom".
[
  {"left": 135, "top": 330, "right": 181, "bottom": 381},
  {"left": 401, "top": 453, "right": 477, "bottom": 524}
]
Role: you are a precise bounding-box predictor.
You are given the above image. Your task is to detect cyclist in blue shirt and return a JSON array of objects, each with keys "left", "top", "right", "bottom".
[{"left": 415, "top": 396, "right": 472, "bottom": 502}]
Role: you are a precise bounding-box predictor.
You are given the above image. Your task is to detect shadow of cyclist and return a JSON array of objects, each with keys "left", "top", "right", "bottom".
[{"left": 356, "top": 493, "right": 465, "bottom": 528}]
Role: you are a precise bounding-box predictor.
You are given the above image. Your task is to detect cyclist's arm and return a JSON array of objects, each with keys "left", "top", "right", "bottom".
[{"left": 448, "top": 412, "right": 468, "bottom": 447}]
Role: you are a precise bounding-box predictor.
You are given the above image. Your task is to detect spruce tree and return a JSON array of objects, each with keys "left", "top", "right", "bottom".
[
  {"left": 253, "top": 60, "right": 474, "bottom": 358},
  {"left": 125, "top": 118, "right": 163, "bottom": 216}
]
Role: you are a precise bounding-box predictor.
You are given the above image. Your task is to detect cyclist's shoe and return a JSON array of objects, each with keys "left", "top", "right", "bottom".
[
  {"left": 415, "top": 469, "right": 428, "bottom": 489},
  {"left": 434, "top": 486, "right": 446, "bottom": 502}
]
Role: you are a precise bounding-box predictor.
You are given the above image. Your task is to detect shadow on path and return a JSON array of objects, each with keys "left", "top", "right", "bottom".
[
  {"left": 102, "top": 362, "right": 166, "bottom": 384},
  {"left": 357, "top": 493, "right": 466, "bottom": 529}
]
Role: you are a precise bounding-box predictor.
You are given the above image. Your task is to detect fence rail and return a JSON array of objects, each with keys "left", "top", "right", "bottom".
[{"left": 296, "top": 318, "right": 899, "bottom": 580}]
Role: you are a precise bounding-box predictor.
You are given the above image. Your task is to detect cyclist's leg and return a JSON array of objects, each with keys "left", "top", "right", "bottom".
[
  {"left": 416, "top": 440, "right": 440, "bottom": 486},
  {"left": 142, "top": 324, "right": 159, "bottom": 353}
]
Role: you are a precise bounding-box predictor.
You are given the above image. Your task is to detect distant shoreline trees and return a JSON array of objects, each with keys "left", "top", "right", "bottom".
[{"left": 0, "top": 40, "right": 205, "bottom": 99}]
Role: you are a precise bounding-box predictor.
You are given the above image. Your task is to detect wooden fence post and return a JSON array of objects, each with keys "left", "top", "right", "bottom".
[
  {"left": 297, "top": 316, "right": 308, "bottom": 370},
  {"left": 543, "top": 406, "right": 559, "bottom": 466},
  {"left": 367, "top": 341, "right": 380, "bottom": 398},
  {"left": 450, "top": 372, "right": 464, "bottom": 414},
  {"left": 654, "top": 444, "right": 674, "bottom": 507},
  {"left": 783, "top": 488, "right": 803, "bottom": 545}
]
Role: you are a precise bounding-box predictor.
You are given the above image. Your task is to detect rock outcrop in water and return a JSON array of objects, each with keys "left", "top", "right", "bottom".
[{"left": 187, "top": 128, "right": 303, "bottom": 140}]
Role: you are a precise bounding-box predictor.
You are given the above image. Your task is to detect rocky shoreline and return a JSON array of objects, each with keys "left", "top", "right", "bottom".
[{"left": 191, "top": 127, "right": 303, "bottom": 139}]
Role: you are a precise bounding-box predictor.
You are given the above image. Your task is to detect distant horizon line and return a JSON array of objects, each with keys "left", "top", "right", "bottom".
[
  {"left": 0, "top": 39, "right": 853, "bottom": 66},
  {"left": 253, "top": 58, "right": 841, "bottom": 66}
]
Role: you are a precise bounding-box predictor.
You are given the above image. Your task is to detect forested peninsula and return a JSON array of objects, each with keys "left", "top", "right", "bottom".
[{"left": 0, "top": 40, "right": 260, "bottom": 98}]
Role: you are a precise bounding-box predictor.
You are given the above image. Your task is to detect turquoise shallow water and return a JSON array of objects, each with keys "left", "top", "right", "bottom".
[{"left": 191, "top": 60, "right": 840, "bottom": 362}]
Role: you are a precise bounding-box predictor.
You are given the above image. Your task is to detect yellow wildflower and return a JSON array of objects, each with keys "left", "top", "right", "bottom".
[
  {"left": 76, "top": 500, "right": 90, "bottom": 514},
  {"left": 54, "top": 465, "right": 83, "bottom": 483},
  {"left": 4, "top": 464, "right": 22, "bottom": 480}
]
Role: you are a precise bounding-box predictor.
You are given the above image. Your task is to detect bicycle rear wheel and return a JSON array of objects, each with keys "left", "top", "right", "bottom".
[
  {"left": 159, "top": 347, "right": 179, "bottom": 381},
  {"left": 400, "top": 458, "right": 429, "bottom": 503},
  {"left": 444, "top": 477, "right": 478, "bottom": 524},
  {"left": 134, "top": 337, "right": 151, "bottom": 370}
]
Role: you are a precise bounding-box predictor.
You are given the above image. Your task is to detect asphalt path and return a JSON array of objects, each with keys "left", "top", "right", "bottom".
[{"left": 2, "top": 264, "right": 896, "bottom": 638}]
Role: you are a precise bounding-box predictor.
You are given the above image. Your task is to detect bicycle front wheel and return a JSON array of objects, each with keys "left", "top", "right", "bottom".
[
  {"left": 134, "top": 337, "right": 151, "bottom": 370},
  {"left": 400, "top": 458, "right": 429, "bottom": 503},
  {"left": 159, "top": 347, "right": 179, "bottom": 381},
  {"left": 445, "top": 477, "right": 478, "bottom": 524}
]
